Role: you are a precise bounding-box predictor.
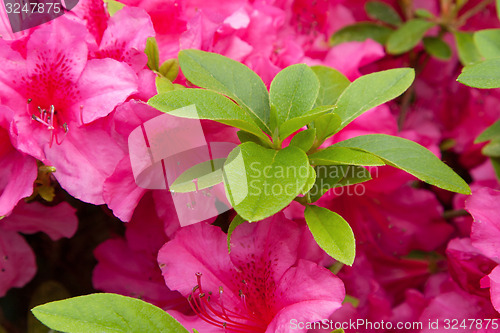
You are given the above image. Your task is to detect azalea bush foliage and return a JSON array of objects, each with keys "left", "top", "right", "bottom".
[{"left": 0, "top": 0, "right": 500, "bottom": 332}]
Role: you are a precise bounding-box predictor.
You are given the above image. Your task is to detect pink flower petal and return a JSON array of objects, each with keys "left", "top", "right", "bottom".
[
  {"left": 1, "top": 201, "right": 77, "bottom": 240},
  {"left": 0, "top": 228, "right": 36, "bottom": 297}
]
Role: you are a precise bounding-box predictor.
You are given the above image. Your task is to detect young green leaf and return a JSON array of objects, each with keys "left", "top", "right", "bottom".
[
  {"left": 309, "top": 147, "right": 385, "bottom": 166},
  {"left": 279, "top": 105, "right": 334, "bottom": 140},
  {"left": 335, "top": 68, "right": 415, "bottom": 131},
  {"left": 170, "top": 159, "right": 226, "bottom": 193},
  {"left": 228, "top": 215, "right": 246, "bottom": 252},
  {"left": 148, "top": 89, "right": 270, "bottom": 142},
  {"left": 159, "top": 59, "right": 180, "bottom": 81},
  {"left": 223, "top": 142, "right": 309, "bottom": 221},
  {"left": 311, "top": 66, "right": 350, "bottom": 107},
  {"left": 156, "top": 76, "right": 175, "bottom": 93},
  {"left": 386, "top": 19, "right": 435, "bottom": 54},
  {"left": 309, "top": 165, "right": 372, "bottom": 202},
  {"left": 457, "top": 58, "right": 500, "bottom": 89},
  {"left": 145, "top": 37, "right": 160, "bottom": 72},
  {"left": 305, "top": 205, "right": 355, "bottom": 266},
  {"left": 270, "top": 64, "right": 320, "bottom": 127},
  {"left": 301, "top": 166, "right": 317, "bottom": 195},
  {"left": 475, "top": 119, "right": 500, "bottom": 143},
  {"left": 178, "top": 50, "right": 271, "bottom": 133},
  {"left": 333, "top": 134, "right": 471, "bottom": 194},
  {"left": 31, "top": 293, "right": 189, "bottom": 333},
  {"left": 474, "top": 29, "right": 500, "bottom": 59},
  {"left": 414, "top": 8, "right": 435, "bottom": 19},
  {"left": 483, "top": 140, "right": 500, "bottom": 157},
  {"left": 423, "top": 37, "right": 452, "bottom": 60},
  {"left": 290, "top": 128, "right": 316, "bottom": 152},
  {"left": 454, "top": 31, "right": 482, "bottom": 66},
  {"left": 331, "top": 22, "right": 393, "bottom": 45},
  {"left": 312, "top": 113, "right": 342, "bottom": 142},
  {"left": 365, "top": 1, "right": 402, "bottom": 26}
]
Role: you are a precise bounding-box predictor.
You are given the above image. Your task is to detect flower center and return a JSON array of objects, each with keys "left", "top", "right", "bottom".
[
  {"left": 28, "top": 99, "right": 68, "bottom": 147},
  {"left": 188, "top": 273, "right": 268, "bottom": 333}
]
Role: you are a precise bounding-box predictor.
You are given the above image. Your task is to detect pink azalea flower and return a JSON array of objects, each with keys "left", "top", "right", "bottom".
[
  {"left": 93, "top": 193, "right": 188, "bottom": 310},
  {"left": 0, "top": 200, "right": 77, "bottom": 296},
  {"left": 158, "top": 213, "right": 345, "bottom": 332},
  {"left": 0, "top": 17, "right": 138, "bottom": 204},
  {"left": 0, "top": 106, "right": 37, "bottom": 217}
]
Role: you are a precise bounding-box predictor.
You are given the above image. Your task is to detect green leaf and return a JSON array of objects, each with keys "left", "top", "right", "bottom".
[
  {"left": 386, "top": 19, "right": 435, "bottom": 54},
  {"left": 331, "top": 329, "right": 346, "bottom": 333},
  {"left": 483, "top": 140, "right": 500, "bottom": 157},
  {"left": 423, "top": 37, "right": 452, "bottom": 60},
  {"left": 31, "top": 293, "right": 189, "bottom": 333},
  {"left": 497, "top": 0, "right": 500, "bottom": 21},
  {"left": 159, "top": 59, "right": 180, "bottom": 82},
  {"left": 170, "top": 159, "right": 226, "bottom": 193},
  {"left": 476, "top": 119, "right": 500, "bottom": 143},
  {"left": 454, "top": 31, "right": 482, "bottom": 66},
  {"left": 179, "top": 50, "right": 271, "bottom": 133},
  {"left": 335, "top": 68, "right": 415, "bottom": 131},
  {"left": 279, "top": 105, "right": 334, "bottom": 140},
  {"left": 301, "top": 166, "right": 316, "bottom": 195},
  {"left": 415, "top": 8, "right": 435, "bottom": 19},
  {"left": 155, "top": 76, "right": 175, "bottom": 93},
  {"left": 309, "top": 165, "right": 372, "bottom": 202},
  {"left": 365, "top": 1, "right": 402, "bottom": 26},
  {"left": 457, "top": 58, "right": 500, "bottom": 89},
  {"left": 148, "top": 89, "right": 269, "bottom": 142},
  {"left": 290, "top": 128, "right": 316, "bottom": 152},
  {"left": 305, "top": 205, "right": 356, "bottom": 266},
  {"left": 270, "top": 64, "right": 320, "bottom": 127},
  {"left": 28, "top": 281, "right": 70, "bottom": 333},
  {"left": 333, "top": 134, "right": 471, "bottom": 194},
  {"left": 227, "top": 215, "right": 246, "bottom": 252},
  {"left": 312, "top": 113, "right": 342, "bottom": 141},
  {"left": 331, "top": 22, "right": 393, "bottom": 46},
  {"left": 474, "top": 29, "right": 500, "bottom": 59},
  {"left": 223, "top": 142, "right": 309, "bottom": 221},
  {"left": 311, "top": 66, "right": 350, "bottom": 107},
  {"left": 104, "top": 0, "right": 125, "bottom": 16},
  {"left": 236, "top": 131, "right": 270, "bottom": 147},
  {"left": 145, "top": 37, "right": 160, "bottom": 72},
  {"left": 491, "top": 157, "right": 500, "bottom": 181},
  {"left": 309, "top": 147, "right": 385, "bottom": 166}
]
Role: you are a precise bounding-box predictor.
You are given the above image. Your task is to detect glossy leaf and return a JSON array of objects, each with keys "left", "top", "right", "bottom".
[
  {"left": 457, "top": 58, "right": 500, "bottom": 89},
  {"left": 170, "top": 159, "right": 226, "bottom": 193},
  {"left": 236, "top": 131, "right": 269, "bottom": 147},
  {"left": 290, "top": 128, "right": 316, "bottom": 152},
  {"left": 31, "top": 293, "right": 189, "bottom": 333},
  {"left": 474, "top": 29, "right": 500, "bottom": 59},
  {"left": 270, "top": 64, "right": 320, "bottom": 127},
  {"left": 333, "top": 134, "right": 471, "bottom": 194},
  {"left": 454, "top": 31, "right": 482, "bottom": 65},
  {"left": 475, "top": 119, "right": 500, "bottom": 143},
  {"left": 309, "top": 165, "right": 372, "bottom": 202},
  {"left": 386, "top": 19, "right": 435, "bottom": 54},
  {"left": 423, "top": 37, "right": 452, "bottom": 60},
  {"left": 309, "top": 147, "right": 385, "bottom": 166},
  {"left": 159, "top": 59, "right": 180, "bottom": 81},
  {"left": 179, "top": 50, "right": 271, "bottom": 133},
  {"left": 365, "top": 1, "right": 402, "bottom": 26},
  {"left": 311, "top": 66, "right": 350, "bottom": 107},
  {"left": 483, "top": 140, "right": 500, "bottom": 157},
  {"left": 335, "top": 68, "right": 415, "bottom": 131},
  {"left": 148, "top": 89, "right": 269, "bottom": 142},
  {"left": 279, "top": 105, "right": 334, "bottom": 139},
  {"left": 331, "top": 22, "right": 393, "bottom": 45},
  {"left": 223, "top": 142, "right": 309, "bottom": 221},
  {"left": 227, "top": 215, "right": 246, "bottom": 252},
  {"left": 305, "top": 205, "right": 355, "bottom": 266}
]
